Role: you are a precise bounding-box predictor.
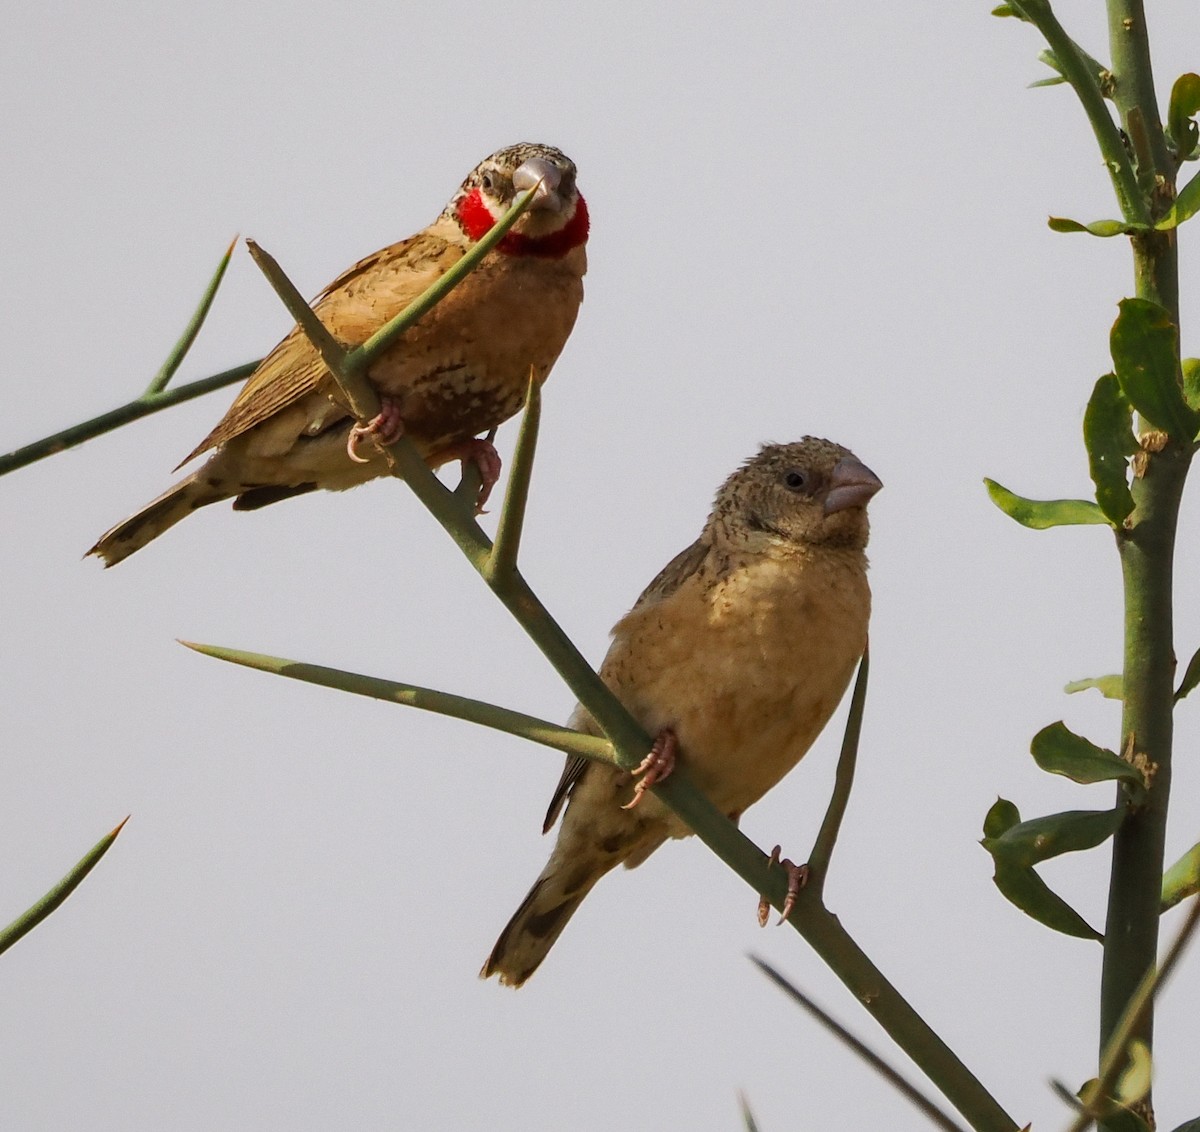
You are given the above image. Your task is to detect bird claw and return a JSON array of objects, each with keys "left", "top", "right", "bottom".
[
  {"left": 466, "top": 438, "right": 503, "bottom": 513},
  {"left": 621, "top": 728, "right": 677, "bottom": 811},
  {"left": 433, "top": 436, "right": 504, "bottom": 514},
  {"left": 347, "top": 398, "right": 405, "bottom": 463},
  {"left": 757, "top": 845, "right": 809, "bottom": 927}
]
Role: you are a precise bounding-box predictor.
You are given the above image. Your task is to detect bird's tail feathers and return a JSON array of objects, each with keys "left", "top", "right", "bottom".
[
  {"left": 480, "top": 858, "right": 605, "bottom": 988},
  {"left": 87, "top": 471, "right": 228, "bottom": 567}
]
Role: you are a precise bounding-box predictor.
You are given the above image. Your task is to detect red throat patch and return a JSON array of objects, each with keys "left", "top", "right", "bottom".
[{"left": 455, "top": 188, "right": 589, "bottom": 257}]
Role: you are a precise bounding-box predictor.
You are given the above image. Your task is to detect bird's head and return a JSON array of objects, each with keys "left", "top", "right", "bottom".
[
  {"left": 448, "top": 142, "right": 588, "bottom": 256},
  {"left": 715, "top": 438, "right": 882, "bottom": 552}
]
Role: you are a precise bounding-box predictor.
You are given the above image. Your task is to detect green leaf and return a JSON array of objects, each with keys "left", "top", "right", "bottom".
[
  {"left": 0, "top": 817, "right": 129, "bottom": 956},
  {"left": 1065, "top": 675, "right": 1124, "bottom": 699},
  {"left": 1176, "top": 645, "right": 1200, "bottom": 702},
  {"left": 990, "top": 4, "right": 1017, "bottom": 16},
  {"left": 1116, "top": 1039, "right": 1152, "bottom": 1105},
  {"left": 984, "top": 807, "right": 1125, "bottom": 868},
  {"left": 1183, "top": 358, "right": 1200, "bottom": 410},
  {"left": 1166, "top": 1118, "right": 1200, "bottom": 1132},
  {"left": 1161, "top": 840, "right": 1200, "bottom": 912},
  {"left": 1084, "top": 373, "right": 1137, "bottom": 524},
  {"left": 1155, "top": 172, "right": 1200, "bottom": 231},
  {"left": 987, "top": 856, "right": 1102, "bottom": 940},
  {"left": 738, "top": 1091, "right": 761, "bottom": 1132},
  {"left": 1048, "top": 216, "right": 1146, "bottom": 237},
  {"left": 1030, "top": 722, "right": 1144, "bottom": 798},
  {"left": 1028, "top": 49, "right": 1068, "bottom": 89},
  {"left": 1111, "top": 299, "right": 1200, "bottom": 440},
  {"left": 984, "top": 479, "right": 1109, "bottom": 529},
  {"left": 1167, "top": 73, "right": 1200, "bottom": 160},
  {"left": 983, "top": 797, "right": 1021, "bottom": 839},
  {"left": 982, "top": 807, "right": 1121, "bottom": 939}
]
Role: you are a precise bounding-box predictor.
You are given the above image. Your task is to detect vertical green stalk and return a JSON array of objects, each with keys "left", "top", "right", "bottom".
[
  {"left": 1100, "top": 3, "right": 1188, "bottom": 1124},
  {"left": 1106, "top": 2, "right": 1172, "bottom": 181},
  {"left": 1107, "top": 451, "right": 1185, "bottom": 1072}
]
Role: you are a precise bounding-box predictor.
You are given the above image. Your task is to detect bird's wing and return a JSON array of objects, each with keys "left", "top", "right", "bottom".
[
  {"left": 629, "top": 537, "right": 710, "bottom": 610},
  {"left": 540, "top": 537, "right": 712, "bottom": 833},
  {"left": 542, "top": 752, "right": 589, "bottom": 835},
  {"left": 178, "top": 230, "right": 457, "bottom": 465},
  {"left": 312, "top": 233, "right": 428, "bottom": 301}
]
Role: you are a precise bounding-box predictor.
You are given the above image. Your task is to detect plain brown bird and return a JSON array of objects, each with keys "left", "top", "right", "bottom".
[
  {"left": 89, "top": 142, "right": 588, "bottom": 566},
  {"left": 481, "top": 438, "right": 881, "bottom": 987}
]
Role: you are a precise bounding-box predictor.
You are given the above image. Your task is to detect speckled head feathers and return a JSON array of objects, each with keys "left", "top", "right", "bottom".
[
  {"left": 710, "top": 438, "right": 881, "bottom": 551},
  {"left": 445, "top": 143, "right": 587, "bottom": 253}
]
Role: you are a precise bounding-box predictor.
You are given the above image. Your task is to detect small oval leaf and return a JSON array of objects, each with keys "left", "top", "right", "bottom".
[
  {"left": 1065, "top": 675, "right": 1124, "bottom": 699},
  {"left": 1175, "top": 645, "right": 1200, "bottom": 702},
  {"left": 984, "top": 479, "right": 1109, "bottom": 529},
  {"left": 1030, "top": 722, "right": 1144, "bottom": 797},
  {"left": 1111, "top": 299, "right": 1200, "bottom": 440},
  {"left": 1049, "top": 216, "right": 1143, "bottom": 237},
  {"left": 987, "top": 856, "right": 1103, "bottom": 940},
  {"left": 983, "top": 797, "right": 1021, "bottom": 838},
  {"left": 1161, "top": 840, "right": 1200, "bottom": 912},
  {"left": 1184, "top": 358, "right": 1200, "bottom": 411},
  {"left": 1168, "top": 72, "right": 1200, "bottom": 160},
  {"left": 1155, "top": 172, "right": 1200, "bottom": 231},
  {"left": 985, "top": 807, "right": 1125, "bottom": 867},
  {"left": 1116, "top": 1039, "right": 1153, "bottom": 1105},
  {"left": 1084, "top": 373, "right": 1137, "bottom": 523}
]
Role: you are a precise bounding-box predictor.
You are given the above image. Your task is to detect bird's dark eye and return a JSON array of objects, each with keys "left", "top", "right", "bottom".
[
  {"left": 480, "top": 172, "right": 495, "bottom": 192},
  {"left": 784, "top": 470, "right": 807, "bottom": 491}
]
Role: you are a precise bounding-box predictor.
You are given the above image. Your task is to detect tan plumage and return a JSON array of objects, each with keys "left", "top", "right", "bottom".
[
  {"left": 482, "top": 439, "right": 882, "bottom": 987},
  {"left": 89, "top": 142, "right": 587, "bottom": 566}
]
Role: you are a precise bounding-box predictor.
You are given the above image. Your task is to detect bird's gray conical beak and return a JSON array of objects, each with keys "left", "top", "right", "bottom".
[
  {"left": 823, "top": 457, "right": 883, "bottom": 515},
  {"left": 513, "top": 157, "right": 564, "bottom": 211}
]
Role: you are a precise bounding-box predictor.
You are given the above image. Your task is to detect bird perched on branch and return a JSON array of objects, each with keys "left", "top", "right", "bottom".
[
  {"left": 89, "top": 142, "right": 588, "bottom": 566},
  {"left": 481, "top": 438, "right": 881, "bottom": 987}
]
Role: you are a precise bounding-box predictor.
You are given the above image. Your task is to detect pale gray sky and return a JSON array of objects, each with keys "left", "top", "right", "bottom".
[{"left": 2, "top": 2, "right": 1199, "bottom": 1129}]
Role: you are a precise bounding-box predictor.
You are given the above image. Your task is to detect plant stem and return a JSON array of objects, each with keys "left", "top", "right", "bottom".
[
  {"left": 485, "top": 373, "right": 540, "bottom": 583},
  {"left": 792, "top": 903, "right": 1017, "bottom": 1131},
  {"left": 0, "top": 363, "right": 257, "bottom": 479},
  {"left": 179, "top": 643, "right": 618, "bottom": 764},
  {"left": 1106, "top": 2, "right": 1171, "bottom": 180},
  {"left": 1069, "top": 896, "right": 1200, "bottom": 1132},
  {"left": 1099, "top": 5, "right": 1188, "bottom": 1127},
  {"left": 1008, "top": 0, "right": 1149, "bottom": 224},
  {"left": 751, "top": 957, "right": 968, "bottom": 1132},
  {"left": 143, "top": 237, "right": 237, "bottom": 396},
  {"left": 807, "top": 646, "right": 869, "bottom": 892},
  {"left": 0, "top": 817, "right": 129, "bottom": 955},
  {"left": 1104, "top": 440, "right": 1187, "bottom": 1098}
]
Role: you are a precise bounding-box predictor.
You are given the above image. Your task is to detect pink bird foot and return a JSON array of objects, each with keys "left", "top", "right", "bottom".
[
  {"left": 622, "top": 728, "right": 678, "bottom": 811},
  {"left": 347, "top": 397, "right": 405, "bottom": 463},
  {"left": 432, "top": 436, "right": 504, "bottom": 513},
  {"left": 758, "top": 845, "right": 809, "bottom": 927}
]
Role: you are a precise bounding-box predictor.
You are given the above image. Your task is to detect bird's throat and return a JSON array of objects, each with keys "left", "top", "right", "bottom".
[{"left": 455, "top": 187, "right": 589, "bottom": 257}]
